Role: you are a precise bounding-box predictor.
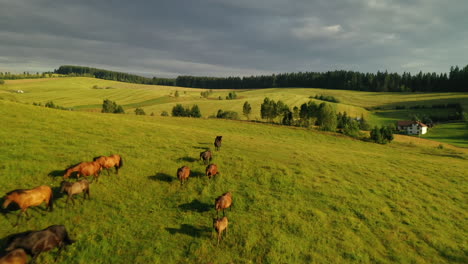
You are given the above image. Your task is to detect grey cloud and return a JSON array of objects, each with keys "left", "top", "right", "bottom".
[{"left": 0, "top": 0, "right": 467, "bottom": 76}]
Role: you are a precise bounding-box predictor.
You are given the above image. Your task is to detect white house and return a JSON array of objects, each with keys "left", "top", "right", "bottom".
[{"left": 397, "top": 121, "right": 428, "bottom": 135}]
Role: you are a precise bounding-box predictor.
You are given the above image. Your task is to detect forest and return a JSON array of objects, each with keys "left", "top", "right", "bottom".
[{"left": 34, "top": 64, "right": 467, "bottom": 93}]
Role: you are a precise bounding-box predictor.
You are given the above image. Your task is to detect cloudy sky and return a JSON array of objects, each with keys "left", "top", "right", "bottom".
[{"left": 1, "top": 0, "right": 467, "bottom": 77}]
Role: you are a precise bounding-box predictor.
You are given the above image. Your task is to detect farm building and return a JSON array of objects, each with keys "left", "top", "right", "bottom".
[{"left": 397, "top": 120, "right": 428, "bottom": 135}]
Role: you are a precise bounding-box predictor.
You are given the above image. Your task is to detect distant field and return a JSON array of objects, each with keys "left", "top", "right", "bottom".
[
  {"left": 421, "top": 122, "right": 468, "bottom": 148},
  {"left": 0, "top": 100, "right": 466, "bottom": 263},
  {"left": 1, "top": 77, "right": 467, "bottom": 147}
]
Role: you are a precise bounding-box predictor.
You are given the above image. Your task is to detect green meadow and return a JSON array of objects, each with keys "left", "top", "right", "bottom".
[
  {"left": 0, "top": 96, "right": 467, "bottom": 263},
  {"left": 2, "top": 77, "right": 467, "bottom": 123}
]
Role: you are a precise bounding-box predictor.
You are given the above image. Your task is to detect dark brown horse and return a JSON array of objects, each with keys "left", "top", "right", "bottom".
[
  {"left": 177, "top": 166, "right": 190, "bottom": 185},
  {"left": 215, "top": 192, "right": 232, "bottom": 217},
  {"left": 205, "top": 164, "right": 219, "bottom": 179},
  {"left": 200, "top": 150, "right": 212, "bottom": 165},
  {"left": 2, "top": 186, "right": 53, "bottom": 226},
  {"left": 60, "top": 180, "right": 90, "bottom": 205},
  {"left": 5, "top": 225, "right": 74, "bottom": 262},
  {"left": 0, "top": 248, "right": 27, "bottom": 264},
  {"left": 63, "top": 161, "right": 102, "bottom": 182},
  {"left": 214, "top": 136, "right": 222, "bottom": 151},
  {"left": 93, "top": 154, "right": 123, "bottom": 175}
]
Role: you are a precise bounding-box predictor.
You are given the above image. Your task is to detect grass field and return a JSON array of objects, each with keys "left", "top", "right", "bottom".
[
  {"left": 421, "top": 122, "right": 468, "bottom": 148},
  {"left": 0, "top": 99, "right": 467, "bottom": 263},
  {"left": 1, "top": 77, "right": 467, "bottom": 124}
]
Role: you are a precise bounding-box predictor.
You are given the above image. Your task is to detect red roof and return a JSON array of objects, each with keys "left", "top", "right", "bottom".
[{"left": 397, "top": 120, "right": 427, "bottom": 127}]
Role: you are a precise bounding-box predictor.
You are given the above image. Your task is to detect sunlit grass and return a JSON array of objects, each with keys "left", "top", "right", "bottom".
[{"left": 0, "top": 100, "right": 466, "bottom": 263}]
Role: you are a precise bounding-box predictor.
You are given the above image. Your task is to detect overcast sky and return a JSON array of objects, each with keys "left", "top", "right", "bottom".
[{"left": 1, "top": 0, "right": 467, "bottom": 77}]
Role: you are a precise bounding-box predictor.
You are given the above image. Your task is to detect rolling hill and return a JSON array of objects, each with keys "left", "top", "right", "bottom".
[{"left": 0, "top": 97, "right": 467, "bottom": 263}]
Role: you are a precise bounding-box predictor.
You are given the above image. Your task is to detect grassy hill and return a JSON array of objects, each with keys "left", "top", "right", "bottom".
[
  {"left": 2, "top": 77, "right": 467, "bottom": 121},
  {"left": 0, "top": 100, "right": 467, "bottom": 263}
]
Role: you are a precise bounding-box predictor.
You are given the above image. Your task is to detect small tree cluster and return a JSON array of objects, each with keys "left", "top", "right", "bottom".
[
  {"left": 102, "top": 99, "right": 125, "bottom": 114},
  {"left": 200, "top": 89, "right": 213, "bottom": 98},
  {"left": 33, "top": 101, "right": 72, "bottom": 111},
  {"left": 370, "top": 125, "right": 394, "bottom": 144},
  {"left": 134, "top": 107, "right": 146, "bottom": 115},
  {"left": 312, "top": 94, "right": 340, "bottom": 103},
  {"left": 0, "top": 79, "right": 4, "bottom": 85},
  {"left": 216, "top": 109, "right": 239, "bottom": 120},
  {"left": 171, "top": 104, "right": 202, "bottom": 118},
  {"left": 226, "top": 92, "right": 237, "bottom": 100}
]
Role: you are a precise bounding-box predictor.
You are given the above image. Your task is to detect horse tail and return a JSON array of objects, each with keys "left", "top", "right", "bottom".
[
  {"left": 118, "top": 156, "right": 123, "bottom": 168},
  {"left": 48, "top": 190, "right": 54, "bottom": 212},
  {"left": 2, "top": 198, "right": 12, "bottom": 210}
]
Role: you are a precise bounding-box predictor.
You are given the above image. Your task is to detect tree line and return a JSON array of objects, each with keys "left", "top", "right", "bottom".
[
  {"left": 54, "top": 65, "right": 175, "bottom": 86},
  {"left": 175, "top": 66, "right": 468, "bottom": 92},
  {"left": 52, "top": 64, "right": 468, "bottom": 92}
]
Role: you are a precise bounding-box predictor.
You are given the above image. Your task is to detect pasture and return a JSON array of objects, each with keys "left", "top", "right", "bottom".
[
  {"left": 1, "top": 77, "right": 467, "bottom": 125},
  {"left": 0, "top": 99, "right": 467, "bottom": 263}
]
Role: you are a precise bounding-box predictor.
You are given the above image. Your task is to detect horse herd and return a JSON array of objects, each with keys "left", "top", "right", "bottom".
[
  {"left": 1, "top": 136, "right": 231, "bottom": 263},
  {"left": 179, "top": 136, "right": 232, "bottom": 244},
  {"left": 0, "top": 154, "right": 122, "bottom": 263}
]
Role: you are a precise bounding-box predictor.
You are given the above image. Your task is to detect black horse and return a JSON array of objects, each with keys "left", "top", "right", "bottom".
[
  {"left": 214, "top": 136, "right": 222, "bottom": 151},
  {"left": 5, "top": 225, "right": 75, "bottom": 262}
]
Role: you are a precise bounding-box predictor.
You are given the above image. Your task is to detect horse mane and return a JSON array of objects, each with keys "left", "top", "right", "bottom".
[
  {"left": 65, "top": 162, "right": 83, "bottom": 170},
  {"left": 92, "top": 156, "right": 104, "bottom": 161},
  {"left": 6, "top": 189, "right": 28, "bottom": 195}
]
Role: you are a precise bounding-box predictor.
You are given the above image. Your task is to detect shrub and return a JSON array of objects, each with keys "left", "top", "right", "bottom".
[
  {"left": 216, "top": 109, "right": 239, "bottom": 120},
  {"left": 102, "top": 99, "right": 125, "bottom": 114},
  {"left": 135, "top": 107, "right": 146, "bottom": 115},
  {"left": 161, "top": 111, "right": 169, "bottom": 116}
]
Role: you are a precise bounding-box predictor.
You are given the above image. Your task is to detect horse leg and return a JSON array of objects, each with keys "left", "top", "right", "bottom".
[
  {"left": 66, "top": 195, "right": 71, "bottom": 205},
  {"left": 71, "top": 195, "right": 75, "bottom": 205}
]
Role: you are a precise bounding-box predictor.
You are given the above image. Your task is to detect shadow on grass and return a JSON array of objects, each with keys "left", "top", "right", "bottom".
[
  {"left": 190, "top": 171, "right": 206, "bottom": 178},
  {"left": 165, "top": 224, "right": 211, "bottom": 238},
  {"left": 48, "top": 169, "right": 65, "bottom": 178},
  {"left": 148, "top": 173, "right": 173, "bottom": 182},
  {"left": 178, "top": 156, "right": 197, "bottom": 163},
  {"left": 178, "top": 199, "right": 211, "bottom": 213}
]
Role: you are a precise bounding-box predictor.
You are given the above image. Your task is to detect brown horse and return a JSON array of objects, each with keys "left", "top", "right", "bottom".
[
  {"left": 60, "top": 180, "right": 90, "bottom": 205},
  {"left": 215, "top": 192, "right": 232, "bottom": 217},
  {"left": 93, "top": 154, "right": 123, "bottom": 175},
  {"left": 2, "top": 186, "right": 53, "bottom": 226},
  {"left": 214, "top": 136, "right": 222, "bottom": 151},
  {"left": 200, "top": 150, "right": 212, "bottom": 165},
  {"left": 213, "top": 217, "right": 228, "bottom": 245},
  {"left": 0, "top": 248, "right": 27, "bottom": 264},
  {"left": 177, "top": 166, "right": 190, "bottom": 185},
  {"left": 63, "top": 161, "right": 102, "bottom": 182},
  {"left": 205, "top": 164, "right": 219, "bottom": 179}
]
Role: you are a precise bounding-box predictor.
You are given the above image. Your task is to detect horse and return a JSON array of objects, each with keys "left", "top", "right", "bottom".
[
  {"left": 177, "top": 166, "right": 190, "bottom": 185},
  {"left": 93, "top": 154, "right": 123, "bottom": 175},
  {"left": 5, "top": 225, "right": 74, "bottom": 262},
  {"left": 214, "top": 136, "right": 222, "bottom": 151},
  {"left": 2, "top": 186, "right": 53, "bottom": 226},
  {"left": 60, "top": 180, "right": 90, "bottom": 205},
  {"left": 213, "top": 217, "right": 228, "bottom": 245},
  {"left": 0, "top": 248, "right": 27, "bottom": 264},
  {"left": 200, "top": 150, "right": 212, "bottom": 165},
  {"left": 215, "top": 192, "right": 232, "bottom": 217},
  {"left": 63, "top": 161, "right": 102, "bottom": 182},
  {"left": 205, "top": 164, "right": 219, "bottom": 179}
]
